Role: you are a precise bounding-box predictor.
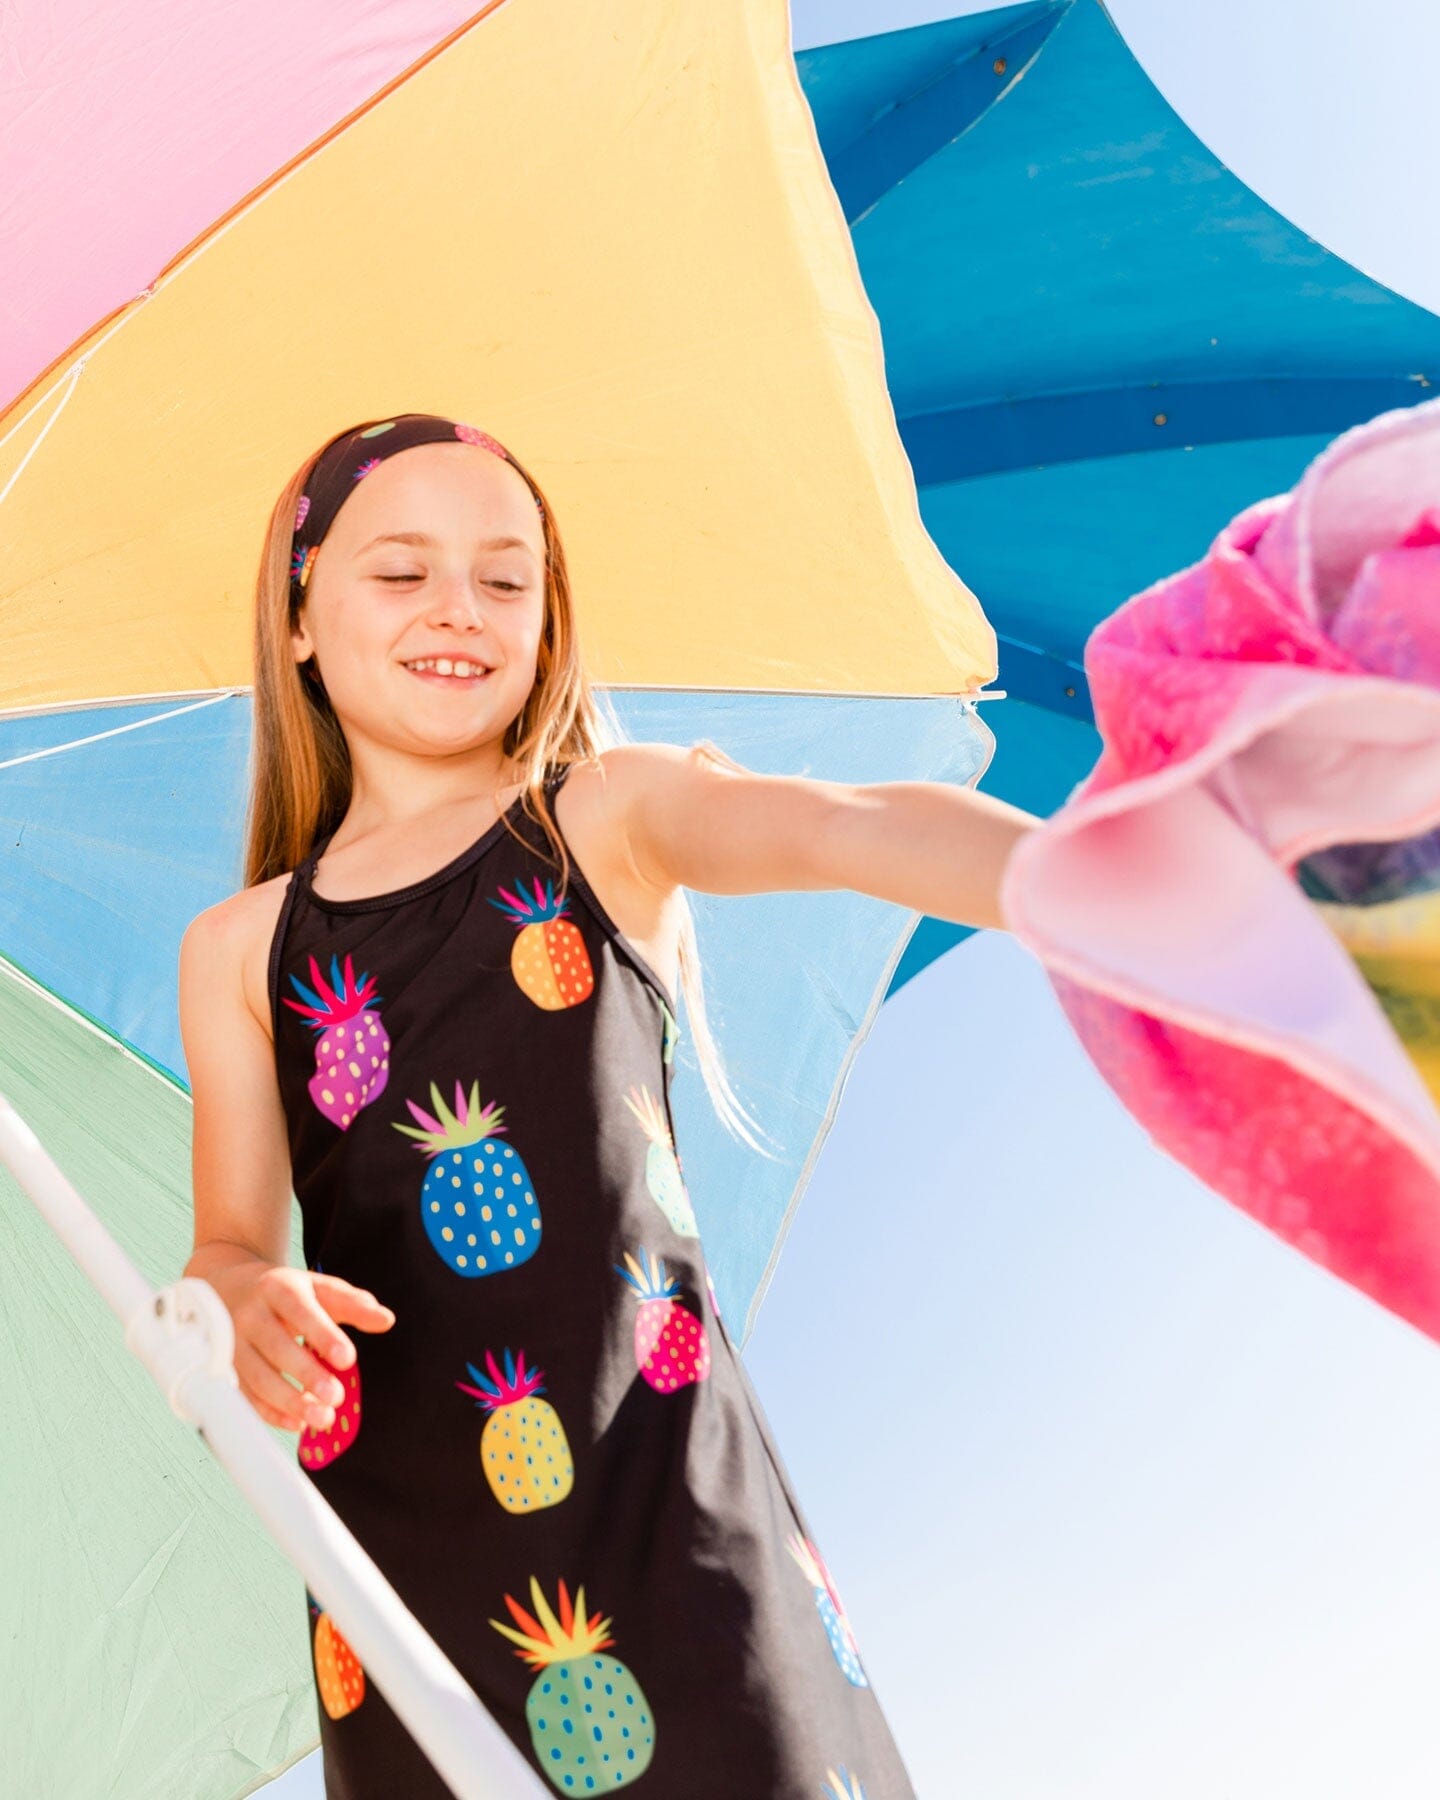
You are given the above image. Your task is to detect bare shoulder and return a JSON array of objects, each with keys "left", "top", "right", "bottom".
[
  {"left": 562, "top": 741, "right": 742, "bottom": 885},
  {"left": 587, "top": 740, "right": 741, "bottom": 789},
  {"left": 557, "top": 740, "right": 738, "bottom": 883},
  {"left": 563, "top": 739, "right": 842, "bottom": 900},
  {"left": 180, "top": 870, "right": 295, "bottom": 1043},
  {"left": 553, "top": 746, "right": 697, "bottom": 1001}
]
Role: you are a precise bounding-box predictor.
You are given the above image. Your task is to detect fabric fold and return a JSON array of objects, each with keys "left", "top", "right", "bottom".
[{"left": 1001, "top": 394, "right": 1440, "bottom": 1342}]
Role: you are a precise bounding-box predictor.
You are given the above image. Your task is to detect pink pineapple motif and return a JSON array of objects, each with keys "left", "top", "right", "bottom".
[
  {"left": 454, "top": 422, "right": 511, "bottom": 459},
  {"left": 282, "top": 951, "right": 390, "bottom": 1129},
  {"left": 614, "top": 1247, "right": 711, "bottom": 1391},
  {"left": 297, "top": 1342, "right": 362, "bottom": 1470},
  {"left": 298, "top": 1262, "right": 362, "bottom": 1470}
]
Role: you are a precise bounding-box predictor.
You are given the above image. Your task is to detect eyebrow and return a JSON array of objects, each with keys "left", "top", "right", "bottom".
[{"left": 357, "top": 530, "right": 536, "bottom": 556}]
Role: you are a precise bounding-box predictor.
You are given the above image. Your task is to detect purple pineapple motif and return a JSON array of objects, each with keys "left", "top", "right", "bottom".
[{"left": 283, "top": 951, "right": 390, "bottom": 1129}]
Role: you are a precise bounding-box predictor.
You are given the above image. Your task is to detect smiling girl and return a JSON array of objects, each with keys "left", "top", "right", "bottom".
[{"left": 179, "top": 413, "right": 1036, "bottom": 1798}]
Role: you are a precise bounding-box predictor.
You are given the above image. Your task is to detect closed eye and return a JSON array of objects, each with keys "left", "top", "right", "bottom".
[{"left": 378, "top": 576, "right": 523, "bottom": 591}]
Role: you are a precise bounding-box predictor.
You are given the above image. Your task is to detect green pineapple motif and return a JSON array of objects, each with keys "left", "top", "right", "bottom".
[
  {"left": 490, "top": 1576, "right": 656, "bottom": 1790},
  {"left": 621, "top": 1084, "right": 697, "bottom": 1237}
]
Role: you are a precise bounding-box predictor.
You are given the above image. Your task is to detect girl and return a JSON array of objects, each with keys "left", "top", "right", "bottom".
[{"left": 179, "top": 413, "right": 1036, "bottom": 1799}]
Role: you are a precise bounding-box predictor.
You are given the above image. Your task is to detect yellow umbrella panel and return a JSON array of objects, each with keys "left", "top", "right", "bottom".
[{"left": 3, "top": 0, "right": 993, "bottom": 709}]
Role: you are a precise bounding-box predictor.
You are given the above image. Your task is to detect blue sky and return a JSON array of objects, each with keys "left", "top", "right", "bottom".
[
  {"left": 750, "top": 935, "right": 1440, "bottom": 1794},
  {"left": 272, "top": 3, "right": 1440, "bottom": 1793}
]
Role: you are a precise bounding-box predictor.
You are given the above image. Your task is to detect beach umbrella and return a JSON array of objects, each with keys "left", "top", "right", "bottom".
[{"left": 0, "top": 2, "right": 994, "bottom": 1793}]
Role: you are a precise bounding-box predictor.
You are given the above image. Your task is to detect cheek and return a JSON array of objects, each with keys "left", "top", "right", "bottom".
[
  {"left": 500, "top": 606, "right": 546, "bottom": 666},
  {"left": 315, "top": 604, "right": 397, "bottom": 695},
  {"left": 317, "top": 588, "right": 376, "bottom": 643}
]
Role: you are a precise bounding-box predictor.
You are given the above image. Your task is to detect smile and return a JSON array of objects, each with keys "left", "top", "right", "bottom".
[{"left": 402, "top": 657, "right": 491, "bottom": 682}]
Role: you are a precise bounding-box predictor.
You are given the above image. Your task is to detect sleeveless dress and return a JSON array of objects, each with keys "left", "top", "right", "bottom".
[{"left": 266, "top": 762, "right": 917, "bottom": 1800}]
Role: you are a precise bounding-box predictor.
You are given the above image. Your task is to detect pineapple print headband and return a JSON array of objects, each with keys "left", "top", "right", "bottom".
[{"left": 289, "top": 412, "right": 545, "bottom": 606}]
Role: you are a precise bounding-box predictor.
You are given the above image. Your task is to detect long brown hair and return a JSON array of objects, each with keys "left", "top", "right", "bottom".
[{"left": 244, "top": 420, "right": 778, "bottom": 1156}]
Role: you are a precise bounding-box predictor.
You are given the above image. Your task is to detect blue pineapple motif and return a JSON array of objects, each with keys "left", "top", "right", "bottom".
[
  {"left": 392, "top": 1078, "right": 540, "bottom": 1277},
  {"left": 787, "top": 1531, "right": 869, "bottom": 1687}
]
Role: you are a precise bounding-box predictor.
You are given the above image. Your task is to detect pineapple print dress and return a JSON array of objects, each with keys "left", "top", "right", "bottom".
[{"left": 268, "top": 761, "right": 917, "bottom": 1800}]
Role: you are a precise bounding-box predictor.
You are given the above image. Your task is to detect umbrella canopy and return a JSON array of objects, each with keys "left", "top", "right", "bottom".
[
  {"left": 790, "top": 0, "right": 1440, "bottom": 992},
  {"left": 1, "top": 2, "right": 992, "bottom": 1793}
]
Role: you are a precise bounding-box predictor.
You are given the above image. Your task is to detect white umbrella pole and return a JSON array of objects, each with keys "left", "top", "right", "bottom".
[{"left": 0, "top": 1089, "right": 546, "bottom": 1800}]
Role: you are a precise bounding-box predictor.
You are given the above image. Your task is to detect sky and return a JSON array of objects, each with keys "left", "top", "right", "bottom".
[{"left": 271, "top": 2, "right": 1440, "bottom": 1794}]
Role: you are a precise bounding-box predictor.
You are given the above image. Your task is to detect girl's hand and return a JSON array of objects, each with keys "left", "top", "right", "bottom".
[{"left": 205, "top": 1258, "right": 396, "bottom": 1433}]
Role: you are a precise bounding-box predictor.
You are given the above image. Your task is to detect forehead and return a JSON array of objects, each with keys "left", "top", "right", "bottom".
[{"left": 330, "top": 441, "right": 541, "bottom": 553}]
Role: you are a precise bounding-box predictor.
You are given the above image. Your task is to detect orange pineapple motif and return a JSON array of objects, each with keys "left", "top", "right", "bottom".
[
  {"left": 488, "top": 877, "right": 594, "bottom": 1009},
  {"left": 308, "top": 1591, "right": 364, "bottom": 1719}
]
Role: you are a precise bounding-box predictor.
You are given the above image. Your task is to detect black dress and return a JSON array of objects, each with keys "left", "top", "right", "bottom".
[{"left": 266, "top": 761, "right": 917, "bottom": 1799}]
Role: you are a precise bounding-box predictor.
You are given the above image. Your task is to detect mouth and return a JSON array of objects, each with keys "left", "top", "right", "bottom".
[{"left": 401, "top": 657, "right": 493, "bottom": 686}]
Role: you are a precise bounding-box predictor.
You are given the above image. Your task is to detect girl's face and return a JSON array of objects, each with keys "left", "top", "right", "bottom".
[{"left": 290, "top": 442, "right": 547, "bottom": 763}]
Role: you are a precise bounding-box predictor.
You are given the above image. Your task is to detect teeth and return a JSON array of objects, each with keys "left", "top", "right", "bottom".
[{"left": 405, "top": 658, "right": 487, "bottom": 677}]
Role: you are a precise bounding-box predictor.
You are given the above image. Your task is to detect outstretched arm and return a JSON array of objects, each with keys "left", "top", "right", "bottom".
[{"left": 610, "top": 740, "right": 1042, "bottom": 935}]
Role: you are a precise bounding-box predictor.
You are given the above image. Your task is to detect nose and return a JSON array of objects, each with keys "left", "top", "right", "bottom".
[{"left": 425, "top": 572, "right": 489, "bottom": 631}]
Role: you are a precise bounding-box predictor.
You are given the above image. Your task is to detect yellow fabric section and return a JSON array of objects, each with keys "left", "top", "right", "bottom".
[
  {"left": 1314, "top": 889, "right": 1440, "bottom": 1108},
  {"left": 0, "top": 0, "right": 994, "bottom": 712}
]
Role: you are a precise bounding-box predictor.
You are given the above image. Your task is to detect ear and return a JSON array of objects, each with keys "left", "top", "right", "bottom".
[{"left": 291, "top": 611, "right": 314, "bottom": 666}]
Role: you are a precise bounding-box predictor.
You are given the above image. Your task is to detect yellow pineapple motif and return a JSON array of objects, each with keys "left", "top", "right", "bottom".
[{"left": 454, "top": 1347, "right": 574, "bottom": 1512}]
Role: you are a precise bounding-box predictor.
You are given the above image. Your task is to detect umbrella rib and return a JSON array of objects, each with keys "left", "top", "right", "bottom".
[
  {"left": 0, "top": 693, "right": 236, "bottom": 773},
  {"left": 0, "top": 954, "right": 188, "bottom": 1096}
]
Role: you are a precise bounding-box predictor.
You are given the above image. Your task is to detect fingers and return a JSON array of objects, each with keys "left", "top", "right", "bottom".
[
  {"left": 225, "top": 1266, "right": 396, "bottom": 1434},
  {"left": 268, "top": 1270, "right": 395, "bottom": 1373},
  {"left": 234, "top": 1337, "right": 330, "bottom": 1433},
  {"left": 250, "top": 1393, "right": 305, "bottom": 1432},
  {"left": 252, "top": 1305, "right": 350, "bottom": 1411},
  {"left": 305, "top": 1272, "right": 397, "bottom": 1336}
]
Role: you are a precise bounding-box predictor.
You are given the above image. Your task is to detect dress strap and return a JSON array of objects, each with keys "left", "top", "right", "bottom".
[
  {"left": 296, "top": 824, "right": 337, "bottom": 896},
  {"left": 266, "top": 852, "right": 312, "bottom": 1036}
]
